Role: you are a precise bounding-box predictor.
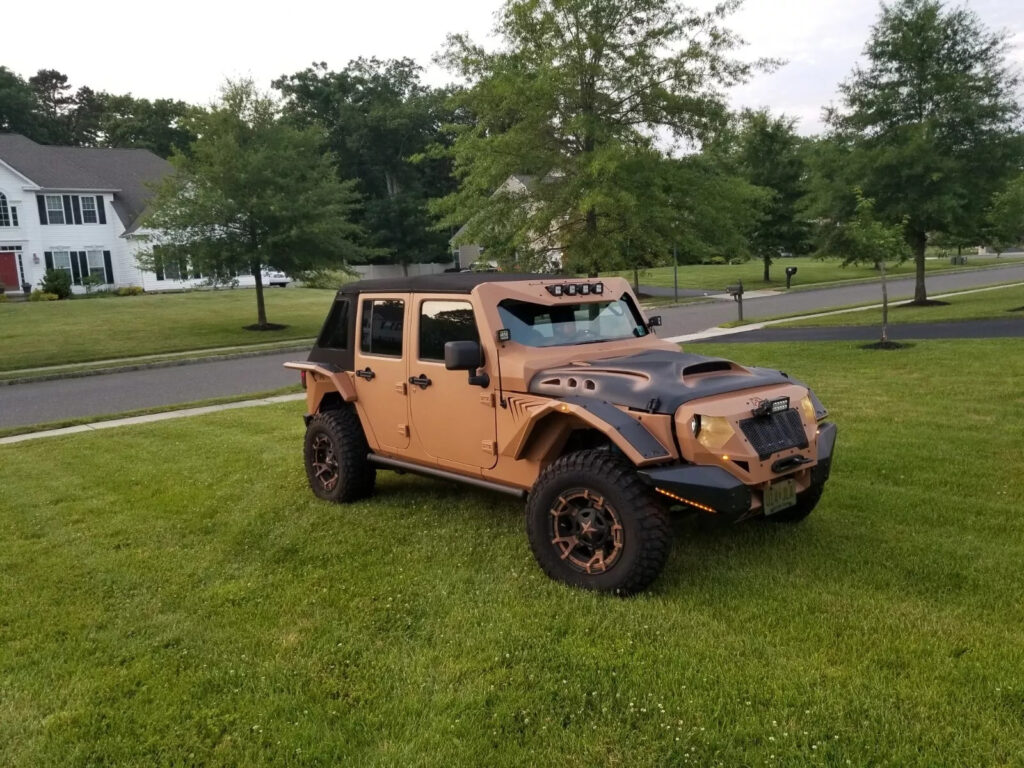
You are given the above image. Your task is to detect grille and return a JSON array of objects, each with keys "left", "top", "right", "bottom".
[{"left": 739, "top": 409, "right": 808, "bottom": 460}]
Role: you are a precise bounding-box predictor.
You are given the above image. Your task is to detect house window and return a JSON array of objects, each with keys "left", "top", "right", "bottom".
[
  {"left": 50, "top": 249, "right": 73, "bottom": 278},
  {"left": 86, "top": 250, "right": 107, "bottom": 282},
  {"left": 0, "top": 193, "right": 16, "bottom": 227},
  {"left": 45, "top": 195, "right": 65, "bottom": 225},
  {"left": 81, "top": 196, "right": 98, "bottom": 224}
]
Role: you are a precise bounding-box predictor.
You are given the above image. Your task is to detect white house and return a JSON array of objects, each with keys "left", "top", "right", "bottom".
[{"left": 0, "top": 133, "right": 271, "bottom": 295}]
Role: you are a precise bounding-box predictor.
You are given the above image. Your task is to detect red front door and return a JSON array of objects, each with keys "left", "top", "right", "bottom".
[{"left": 0, "top": 253, "right": 18, "bottom": 290}]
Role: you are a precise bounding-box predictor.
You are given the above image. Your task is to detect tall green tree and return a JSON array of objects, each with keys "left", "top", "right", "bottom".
[
  {"left": 97, "top": 95, "right": 199, "bottom": 158},
  {"left": 733, "top": 110, "right": 810, "bottom": 282},
  {"left": 986, "top": 173, "right": 1024, "bottom": 253},
  {"left": 825, "top": 0, "right": 1022, "bottom": 304},
  {"left": 274, "top": 59, "right": 459, "bottom": 272},
  {"left": 432, "top": 0, "right": 767, "bottom": 275},
  {"left": 142, "top": 80, "right": 367, "bottom": 328},
  {"left": 0, "top": 67, "right": 46, "bottom": 140}
]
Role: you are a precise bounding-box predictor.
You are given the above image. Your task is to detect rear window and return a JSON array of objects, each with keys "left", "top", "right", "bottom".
[{"left": 317, "top": 299, "right": 350, "bottom": 349}]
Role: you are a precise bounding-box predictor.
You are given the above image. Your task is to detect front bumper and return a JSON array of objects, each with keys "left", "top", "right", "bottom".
[{"left": 639, "top": 421, "right": 837, "bottom": 515}]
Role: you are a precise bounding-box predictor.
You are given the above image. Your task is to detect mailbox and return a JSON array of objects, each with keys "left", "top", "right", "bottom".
[
  {"left": 785, "top": 266, "right": 798, "bottom": 289},
  {"left": 725, "top": 281, "right": 744, "bottom": 298}
]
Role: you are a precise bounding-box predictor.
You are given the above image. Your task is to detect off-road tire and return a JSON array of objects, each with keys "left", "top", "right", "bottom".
[
  {"left": 303, "top": 406, "right": 376, "bottom": 503},
  {"left": 767, "top": 480, "right": 824, "bottom": 523},
  {"left": 526, "top": 450, "right": 671, "bottom": 595}
]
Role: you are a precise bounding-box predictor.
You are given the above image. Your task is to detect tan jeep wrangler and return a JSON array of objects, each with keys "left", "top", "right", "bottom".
[{"left": 286, "top": 273, "right": 836, "bottom": 594}]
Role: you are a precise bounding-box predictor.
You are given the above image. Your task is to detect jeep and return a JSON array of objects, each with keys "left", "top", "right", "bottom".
[{"left": 285, "top": 273, "right": 837, "bottom": 594}]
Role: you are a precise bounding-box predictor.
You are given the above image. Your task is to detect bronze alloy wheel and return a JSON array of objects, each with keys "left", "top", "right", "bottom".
[
  {"left": 310, "top": 433, "right": 339, "bottom": 492},
  {"left": 550, "top": 489, "right": 624, "bottom": 574}
]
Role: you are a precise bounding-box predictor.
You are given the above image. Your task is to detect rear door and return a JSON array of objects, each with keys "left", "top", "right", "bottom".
[
  {"left": 352, "top": 295, "right": 410, "bottom": 452},
  {"left": 408, "top": 295, "right": 498, "bottom": 470}
]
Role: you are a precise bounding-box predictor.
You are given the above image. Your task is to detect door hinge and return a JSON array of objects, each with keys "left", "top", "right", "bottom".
[
  {"left": 398, "top": 423, "right": 409, "bottom": 437},
  {"left": 394, "top": 382, "right": 407, "bottom": 395},
  {"left": 481, "top": 440, "right": 496, "bottom": 455},
  {"left": 480, "top": 392, "right": 495, "bottom": 408}
]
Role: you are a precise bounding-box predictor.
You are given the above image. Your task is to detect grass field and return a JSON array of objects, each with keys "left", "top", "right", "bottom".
[
  {"left": 775, "top": 282, "right": 1024, "bottom": 328},
  {"left": 0, "top": 288, "right": 334, "bottom": 372},
  {"left": 2, "top": 339, "right": 1024, "bottom": 767},
  {"left": 611, "top": 256, "right": 1011, "bottom": 292}
]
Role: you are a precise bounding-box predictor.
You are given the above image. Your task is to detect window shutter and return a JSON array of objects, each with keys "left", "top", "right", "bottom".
[
  {"left": 78, "top": 252, "right": 89, "bottom": 281},
  {"left": 37, "top": 195, "right": 48, "bottom": 225},
  {"left": 44, "top": 251, "right": 53, "bottom": 270},
  {"left": 103, "top": 251, "right": 113, "bottom": 284},
  {"left": 70, "top": 252, "right": 81, "bottom": 285},
  {"left": 62, "top": 195, "right": 73, "bottom": 224},
  {"left": 96, "top": 196, "right": 106, "bottom": 225},
  {"left": 71, "top": 196, "right": 82, "bottom": 225}
]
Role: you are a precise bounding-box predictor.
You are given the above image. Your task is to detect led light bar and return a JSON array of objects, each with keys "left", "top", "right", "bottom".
[
  {"left": 544, "top": 281, "right": 605, "bottom": 297},
  {"left": 752, "top": 396, "right": 790, "bottom": 417}
]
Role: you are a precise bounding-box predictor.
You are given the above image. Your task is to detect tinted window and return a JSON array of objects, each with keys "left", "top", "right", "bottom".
[
  {"left": 360, "top": 299, "right": 404, "bottom": 356},
  {"left": 496, "top": 297, "right": 648, "bottom": 347},
  {"left": 317, "top": 299, "right": 350, "bottom": 349},
  {"left": 419, "top": 300, "right": 479, "bottom": 361}
]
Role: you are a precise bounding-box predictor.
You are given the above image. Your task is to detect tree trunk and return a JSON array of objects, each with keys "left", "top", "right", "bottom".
[
  {"left": 633, "top": 265, "right": 639, "bottom": 295},
  {"left": 252, "top": 262, "right": 268, "bottom": 328},
  {"left": 586, "top": 207, "right": 599, "bottom": 275},
  {"left": 909, "top": 229, "right": 928, "bottom": 304},
  {"left": 402, "top": 260, "right": 409, "bottom": 277},
  {"left": 763, "top": 254, "right": 771, "bottom": 283},
  {"left": 880, "top": 259, "right": 889, "bottom": 343}
]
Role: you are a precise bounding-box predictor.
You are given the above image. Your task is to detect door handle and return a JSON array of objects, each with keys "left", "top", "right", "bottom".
[
  {"left": 408, "top": 374, "right": 432, "bottom": 390},
  {"left": 355, "top": 367, "right": 375, "bottom": 381}
]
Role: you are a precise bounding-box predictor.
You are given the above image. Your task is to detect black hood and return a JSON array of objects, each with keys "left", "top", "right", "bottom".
[{"left": 528, "top": 349, "right": 795, "bottom": 414}]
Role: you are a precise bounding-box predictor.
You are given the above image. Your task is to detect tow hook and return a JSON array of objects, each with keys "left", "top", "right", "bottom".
[{"left": 771, "top": 455, "right": 812, "bottom": 474}]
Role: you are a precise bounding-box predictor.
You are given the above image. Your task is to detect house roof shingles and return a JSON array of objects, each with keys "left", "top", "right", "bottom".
[{"left": 0, "top": 133, "right": 172, "bottom": 231}]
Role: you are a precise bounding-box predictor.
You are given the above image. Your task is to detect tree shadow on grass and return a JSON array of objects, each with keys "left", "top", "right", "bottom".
[
  {"left": 244, "top": 323, "right": 289, "bottom": 331},
  {"left": 861, "top": 340, "right": 913, "bottom": 350}
]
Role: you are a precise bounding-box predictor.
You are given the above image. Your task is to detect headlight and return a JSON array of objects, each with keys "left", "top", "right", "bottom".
[
  {"left": 696, "top": 416, "right": 734, "bottom": 451},
  {"left": 799, "top": 395, "right": 816, "bottom": 424}
]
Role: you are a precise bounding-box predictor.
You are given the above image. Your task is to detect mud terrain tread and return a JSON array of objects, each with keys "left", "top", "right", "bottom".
[
  {"left": 304, "top": 405, "right": 376, "bottom": 503},
  {"left": 526, "top": 450, "right": 671, "bottom": 595}
]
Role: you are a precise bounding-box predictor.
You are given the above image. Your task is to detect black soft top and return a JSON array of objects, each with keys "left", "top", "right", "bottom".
[{"left": 336, "top": 272, "right": 551, "bottom": 297}]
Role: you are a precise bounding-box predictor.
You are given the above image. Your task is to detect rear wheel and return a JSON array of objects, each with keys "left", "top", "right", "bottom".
[
  {"left": 526, "top": 450, "right": 671, "bottom": 595},
  {"left": 303, "top": 406, "right": 376, "bottom": 503}
]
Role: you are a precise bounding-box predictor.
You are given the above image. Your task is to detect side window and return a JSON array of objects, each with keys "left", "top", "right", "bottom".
[
  {"left": 419, "top": 300, "right": 479, "bottom": 361},
  {"left": 317, "top": 299, "right": 350, "bottom": 349},
  {"left": 360, "top": 299, "right": 404, "bottom": 356}
]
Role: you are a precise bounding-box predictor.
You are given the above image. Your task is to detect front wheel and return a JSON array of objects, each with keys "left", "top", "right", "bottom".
[{"left": 526, "top": 450, "right": 671, "bottom": 595}]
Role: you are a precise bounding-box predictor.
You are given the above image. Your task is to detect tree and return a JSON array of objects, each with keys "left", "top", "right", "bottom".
[
  {"left": 0, "top": 67, "right": 46, "bottom": 140},
  {"left": 826, "top": 0, "right": 1022, "bottom": 304},
  {"left": 986, "top": 173, "right": 1024, "bottom": 254},
  {"left": 432, "top": 0, "right": 767, "bottom": 275},
  {"left": 733, "top": 110, "right": 810, "bottom": 282},
  {"left": 275, "top": 59, "right": 460, "bottom": 272},
  {"left": 142, "top": 80, "right": 368, "bottom": 328},
  {"left": 97, "top": 95, "right": 199, "bottom": 158},
  {"left": 823, "top": 190, "right": 910, "bottom": 343}
]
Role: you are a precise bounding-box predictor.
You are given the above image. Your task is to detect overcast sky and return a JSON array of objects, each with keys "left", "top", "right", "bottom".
[{"left": 7, "top": 0, "right": 1024, "bottom": 135}]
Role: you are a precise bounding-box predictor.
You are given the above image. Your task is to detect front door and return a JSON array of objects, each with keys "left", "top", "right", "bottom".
[
  {"left": 352, "top": 296, "right": 411, "bottom": 452},
  {"left": 408, "top": 296, "right": 498, "bottom": 470},
  {"left": 0, "top": 253, "right": 18, "bottom": 290}
]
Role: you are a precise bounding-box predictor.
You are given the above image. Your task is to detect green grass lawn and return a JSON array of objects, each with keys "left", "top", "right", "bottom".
[
  {"left": 610, "top": 255, "right": 1011, "bottom": 292},
  {"left": 2, "top": 339, "right": 1023, "bottom": 766},
  {"left": 775, "top": 282, "right": 1024, "bottom": 328},
  {"left": 0, "top": 288, "right": 335, "bottom": 372}
]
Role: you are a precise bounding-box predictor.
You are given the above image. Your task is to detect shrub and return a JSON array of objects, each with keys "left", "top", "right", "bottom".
[
  {"left": 296, "top": 267, "right": 357, "bottom": 290},
  {"left": 706, "top": 256, "right": 728, "bottom": 265},
  {"left": 29, "top": 291, "right": 59, "bottom": 302},
  {"left": 116, "top": 286, "right": 145, "bottom": 296},
  {"left": 0, "top": 293, "right": 8, "bottom": 303},
  {"left": 38, "top": 269, "right": 73, "bottom": 299}
]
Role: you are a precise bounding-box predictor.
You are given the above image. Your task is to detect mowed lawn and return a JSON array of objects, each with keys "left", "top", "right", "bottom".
[
  {"left": 778, "top": 282, "right": 1024, "bottom": 327},
  {"left": 0, "top": 288, "right": 336, "bottom": 372},
  {"left": 2, "top": 340, "right": 1023, "bottom": 767},
  {"left": 612, "top": 255, "right": 1009, "bottom": 292}
]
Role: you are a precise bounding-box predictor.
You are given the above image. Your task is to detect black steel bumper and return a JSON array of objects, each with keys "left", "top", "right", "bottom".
[{"left": 639, "top": 421, "right": 838, "bottom": 515}]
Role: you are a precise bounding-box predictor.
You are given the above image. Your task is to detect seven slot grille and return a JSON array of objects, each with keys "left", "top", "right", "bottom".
[{"left": 739, "top": 409, "right": 808, "bottom": 460}]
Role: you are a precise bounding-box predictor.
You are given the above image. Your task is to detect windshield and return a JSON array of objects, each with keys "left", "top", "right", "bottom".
[{"left": 497, "top": 297, "right": 650, "bottom": 347}]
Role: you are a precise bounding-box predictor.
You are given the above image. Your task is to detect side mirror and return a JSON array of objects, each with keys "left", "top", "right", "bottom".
[
  {"left": 444, "top": 340, "right": 483, "bottom": 370},
  {"left": 445, "top": 340, "right": 490, "bottom": 388},
  {"left": 647, "top": 315, "right": 663, "bottom": 327}
]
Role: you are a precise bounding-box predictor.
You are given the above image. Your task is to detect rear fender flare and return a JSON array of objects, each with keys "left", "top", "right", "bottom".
[{"left": 284, "top": 361, "right": 357, "bottom": 411}]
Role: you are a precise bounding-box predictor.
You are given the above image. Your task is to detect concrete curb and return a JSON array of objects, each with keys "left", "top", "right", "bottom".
[
  {"left": 0, "top": 344, "right": 313, "bottom": 387},
  {"left": 0, "top": 393, "right": 307, "bottom": 444}
]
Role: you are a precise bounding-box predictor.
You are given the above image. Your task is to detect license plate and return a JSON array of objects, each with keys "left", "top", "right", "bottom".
[{"left": 763, "top": 479, "right": 796, "bottom": 516}]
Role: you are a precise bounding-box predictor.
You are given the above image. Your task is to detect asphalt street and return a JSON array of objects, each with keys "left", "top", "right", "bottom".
[
  {"left": 1, "top": 264, "right": 1022, "bottom": 429},
  {"left": 651, "top": 262, "right": 1024, "bottom": 336},
  {"left": 689, "top": 317, "right": 1024, "bottom": 344}
]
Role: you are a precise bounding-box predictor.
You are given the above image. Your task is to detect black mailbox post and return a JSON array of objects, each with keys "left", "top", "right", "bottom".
[
  {"left": 725, "top": 280, "right": 744, "bottom": 322},
  {"left": 785, "top": 266, "right": 798, "bottom": 289}
]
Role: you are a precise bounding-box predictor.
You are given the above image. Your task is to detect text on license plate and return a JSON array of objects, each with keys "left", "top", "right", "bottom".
[{"left": 763, "top": 479, "right": 797, "bottom": 516}]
